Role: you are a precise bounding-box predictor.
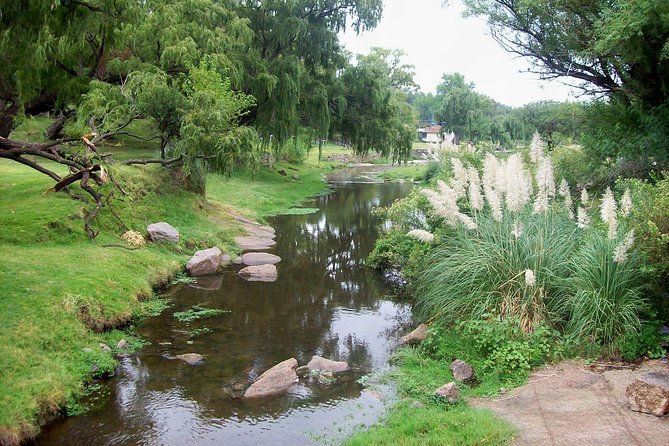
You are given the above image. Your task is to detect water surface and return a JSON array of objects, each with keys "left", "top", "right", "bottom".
[{"left": 36, "top": 179, "right": 413, "bottom": 445}]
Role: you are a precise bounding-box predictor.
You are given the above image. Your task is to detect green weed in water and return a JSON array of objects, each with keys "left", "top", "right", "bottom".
[{"left": 173, "top": 305, "right": 229, "bottom": 323}]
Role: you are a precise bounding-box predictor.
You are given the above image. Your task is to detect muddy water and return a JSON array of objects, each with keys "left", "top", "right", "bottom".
[{"left": 36, "top": 178, "right": 413, "bottom": 446}]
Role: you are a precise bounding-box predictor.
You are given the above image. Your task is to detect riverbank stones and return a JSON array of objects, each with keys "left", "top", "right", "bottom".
[
  {"left": 241, "top": 252, "right": 281, "bottom": 266},
  {"left": 147, "top": 222, "right": 179, "bottom": 243},
  {"left": 238, "top": 264, "right": 278, "bottom": 282},
  {"left": 186, "top": 247, "right": 222, "bottom": 276},
  {"left": 244, "top": 358, "right": 299, "bottom": 398}
]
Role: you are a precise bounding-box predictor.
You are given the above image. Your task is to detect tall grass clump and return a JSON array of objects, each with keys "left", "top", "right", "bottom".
[{"left": 408, "top": 135, "right": 651, "bottom": 347}]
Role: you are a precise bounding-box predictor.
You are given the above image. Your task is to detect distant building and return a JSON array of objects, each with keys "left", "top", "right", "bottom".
[{"left": 417, "top": 124, "right": 442, "bottom": 143}]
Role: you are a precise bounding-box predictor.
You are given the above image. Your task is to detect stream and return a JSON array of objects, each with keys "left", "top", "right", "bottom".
[{"left": 35, "top": 171, "right": 414, "bottom": 445}]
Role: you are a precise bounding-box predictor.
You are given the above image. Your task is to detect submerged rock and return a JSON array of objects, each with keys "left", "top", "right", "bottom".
[
  {"left": 175, "top": 353, "right": 205, "bottom": 366},
  {"left": 434, "top": 382, "right": 459, "bottom": 403},
  {"left": 450, "top": 359, "right": 475, "bottom": 382},
  {"left": 186, "top": 247, "right": 222, "bottom": 276},
  {"left": 147, "top": 222, "right": 179, "bottom": 243},
  {"left": 306, "top": 355, "right": 349, "bottom": 373},
  {"left": 398, "top": 323, "right": 428, "bottom": 346},
  {"left": 244, "top": 358, "right": 299, "bottom": 398},
  {"left": 241, "top": 252, "right": 281, "bottom": 266},
  {"left": 626, "top": 371, "right": 669, "bottom": 416},
  {"left": 238, "top": 264, "right": 278, "bottom": 282}
]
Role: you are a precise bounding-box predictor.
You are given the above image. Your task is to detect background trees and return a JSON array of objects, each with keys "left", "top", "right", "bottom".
[{"left": 463, "top": 0, "right": 669, "bottom": 169}]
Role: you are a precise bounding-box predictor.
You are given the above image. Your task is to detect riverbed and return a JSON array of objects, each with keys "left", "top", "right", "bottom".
[{"left": 35, "top": 175, "right": 413, "bottom": 445}]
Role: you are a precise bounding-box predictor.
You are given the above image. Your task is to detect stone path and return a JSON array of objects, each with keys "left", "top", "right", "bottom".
[
  {"left": 232, "top": 215, "right": 280, "bottom": 282},
  {"left": 470, "top": 360, "right": 669, "bottom": 446}
]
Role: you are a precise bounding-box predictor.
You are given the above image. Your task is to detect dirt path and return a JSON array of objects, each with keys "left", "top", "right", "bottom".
[{"left": 470, "top": 360, "right": 668, "bottom": 445}]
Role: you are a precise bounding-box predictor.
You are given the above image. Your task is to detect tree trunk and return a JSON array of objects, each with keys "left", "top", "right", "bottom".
[{"left": 0, "top": 100, "right": 19, "bottom": 138}]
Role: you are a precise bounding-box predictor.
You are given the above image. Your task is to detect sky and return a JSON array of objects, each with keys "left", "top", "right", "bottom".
[{"left": 338, "top": 0, "right": 578, "bottom": 108}]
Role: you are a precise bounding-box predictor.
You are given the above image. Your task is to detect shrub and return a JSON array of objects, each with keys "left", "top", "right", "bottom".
[{"left": 367, "top": 230, "right": 431, "bottom": 279}]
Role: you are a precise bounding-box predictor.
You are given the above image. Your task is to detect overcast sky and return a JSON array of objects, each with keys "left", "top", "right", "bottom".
[{"left": 339, "top": 0, "right": 578, "bottom": 108}]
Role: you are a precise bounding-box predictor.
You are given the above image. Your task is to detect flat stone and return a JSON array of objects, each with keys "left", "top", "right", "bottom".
[
  {"left": 175, "top": 353, "right": 204, "bottom": 366},
  {"left": 434, "top": 382, "right": 460, "bottom": 403},
  {"left": 244, "top": 358, "right": 299, "bottom": 398},
  {"left": 399, "top": 323, "right": 428, "bottom": 346},
  {"left": 147, "top": 222, "right": 180, "bottom": 243},
  {"left": 306, "top": 355, "right": 349, "bottom": 373},
  {"left": 450, "top": 359, "right": 475, "bottom": 382},
  {"left": 241, "top": 252, "right": 281, "bottom": 266},
  {"left": 186, "top": 247, "right": 222, "bottom": 276},
  {"left": 626, "top": 371, "right": 669, "bottom": 416},
  {"left": 242, "top": 224, "right": 276, "bottom": 239},
  {"left": 238, "top": 264, "right": 278, "bottom": 282},
  {"left": 235, "top": 236, "right": 276, "bottom": 251}
]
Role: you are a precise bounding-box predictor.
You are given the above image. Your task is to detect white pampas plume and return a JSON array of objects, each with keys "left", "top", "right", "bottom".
[
  {"left": 577, "top": 207, "right": 591, "bottom": 229},
  {"left": 559, "top": 179, "right": 574, "bottom": 219},
  {"left": 504, "top": 153, "right": 533, "bottom": 212},
  {"left": 580, "top": 188, "right": 589, "bottom": 206},
  {"left": 613, "top": 229, "right": 635, "bottom": 263},
  {"left": 600, "top": 187, "right": 618, "bottom": 240},
  {"left": 529, "top": 132, "right": 545, "bottom": 164},
  {"left": 450, "top": 158, "right": 468, "bottom": 198},
  {"left": 533, "top": 156, "right": 556, "bottom": 214},
  {"left": 620, "top": 189, "right": 632, "bottom": 217},
  {"left": 482, "top": 153, "right": 500, "bottom": 193},
  {"left": 407, "top": 229, "right": 435, "bottom": 243},
  {"left": 525, "top": 269, "right": 536, "bottom": 287},
  {"left": 422, "top": 181, "right": 478, "bottom": 230},
  {"left": 467, "top": 166, "right": 484, "bottom": 211},
  {"left": 484, "top": 184, "right": 503, "bottom": 222},
  {"left": 511, "top": 221, "right": 524, "bottom": 239}
]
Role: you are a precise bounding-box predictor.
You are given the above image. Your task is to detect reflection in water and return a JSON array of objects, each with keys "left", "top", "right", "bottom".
[{"left": 35, "top": 181, "right": 413, "bottom": 446}]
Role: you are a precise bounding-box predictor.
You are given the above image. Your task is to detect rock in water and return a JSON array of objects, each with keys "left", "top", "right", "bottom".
[
  {"left": 399, "top": 323, "right": 428, "bottom": 346},
  {"left": 235, "top": 236, "right": 276, "bottom": 251},
  {"left": 450, "top": 359, "right": 474, "bottom": 382},
  {"left": 186, "top": 247, "right": 222, "bottom": 276},
  {"left": 147, "top": 222, "right": 180, "bottom": 243},
  {"left": 175, "top": 353, "right": 204, "bottom": 366},
  {"left": 238, "top": 264, "right": 278, "bottom": 282},
  {"left": 434, "top": 382, "right": 460, "bottom": 403},
  {"left": 241, "top": 252, "right": 281, "bottom": 266},
  {"left": 244, "top": 358, "right": 299, "bottom": 398},
  {"left": 626, "top": 371, "right": 669, "bottom": 416},
  {"left": 306, "top": 355, "right": 349, "bottom": 373}
]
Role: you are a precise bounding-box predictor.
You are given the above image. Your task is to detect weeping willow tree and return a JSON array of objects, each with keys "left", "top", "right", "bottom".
[
  {"left": 331, "top": 48, "right": 417, "bottom": 163},
  {"left": 0, "top": 0, "right": 259, "bottom": 238},
  {"left": 232, "top": 0, "right": 384, "bottom": 152}
]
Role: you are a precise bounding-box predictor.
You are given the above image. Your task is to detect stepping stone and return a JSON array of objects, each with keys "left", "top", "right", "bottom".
[
  {"left": 238, "top": 264, "right": 278, "bottom": 282},
  {"left": 241, "top": 252, "right": 281, "bottom": 266},
  {"left": 235, "top": 236, "right": 276, "bottom": 251}
]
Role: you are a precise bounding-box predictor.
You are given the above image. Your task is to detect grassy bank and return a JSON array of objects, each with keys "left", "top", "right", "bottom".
[{"left": 0, "top": 119, "right": 350, "bottom": 443}]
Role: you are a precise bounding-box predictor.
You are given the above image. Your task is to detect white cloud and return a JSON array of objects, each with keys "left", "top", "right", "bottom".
[{"left": 339, "top": 0, "right": 579, "bottom": 107}]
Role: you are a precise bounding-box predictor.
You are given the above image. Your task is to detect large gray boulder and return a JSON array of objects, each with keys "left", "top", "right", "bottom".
[
  {"left": 241, "top": 252, "right": 281, "bottom": 266},
  {"left": 434, "top": 382, "right": 460, "bottom": 403},
  {"left": 626, "top": 371, "right": 669, "bottom": 416},
  {"left": 399, "top": 323, "right": 428, "bottom": 346},
  {"left": 186, "top": 247, "right": 222, "bottom": 276},
  {"left": 306, "top": 355, "right": 349, "bottom": 373},
  {"left": 450, "top": 359, "right": 475, "bottom": 382},
  {"left": 244, "top": 358, "right": 299, "bottom": 398},
  {"left": 147, "top": 222, "right": 180, "bottom": 243},
  {"left": 238, "top": 264, "right": 278, "bottom": 282}
]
